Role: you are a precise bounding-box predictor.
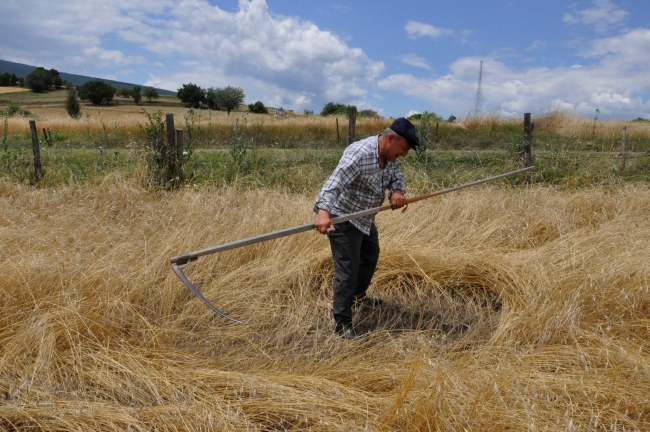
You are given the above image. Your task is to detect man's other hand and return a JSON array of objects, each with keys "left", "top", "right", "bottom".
[
  {"left": 390, "top": 190, "right": 406, "bottom": 209},
  {"left": 314, "top": 209, "right": 335, "bottom": 234}
]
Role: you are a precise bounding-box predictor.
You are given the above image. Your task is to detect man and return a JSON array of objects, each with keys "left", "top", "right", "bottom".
[{"left": 314, "top": 117, "right": 420, "bottom": 339}]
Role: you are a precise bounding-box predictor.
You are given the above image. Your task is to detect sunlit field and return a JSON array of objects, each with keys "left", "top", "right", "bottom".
[
  {"left": 2, "top": 89, "right": 650, "bottom": 148},
  {"left": 0, "top": 87, "right": 29, "bottom": 94},
  {"left": 1, "top": 179, "right": 650, "bottom": 430},
  {"left": 1, "top": 87, "right": 650, "bottom": 430}
]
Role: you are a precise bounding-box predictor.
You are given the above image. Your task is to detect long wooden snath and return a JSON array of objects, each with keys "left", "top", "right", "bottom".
[{"left": 170, "top": 166, "right": 534, "bottom": 323}]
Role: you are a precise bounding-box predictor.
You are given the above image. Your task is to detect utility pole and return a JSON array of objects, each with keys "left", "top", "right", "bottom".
[{"left": 474, "top": 60, "right": 483, "bottom": 116}]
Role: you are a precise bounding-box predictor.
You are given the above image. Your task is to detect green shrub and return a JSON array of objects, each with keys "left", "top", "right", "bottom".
[
  {"left": 132, "top": 86, "right": 142, "bottom": 105},
  {"left": 320, "top": 102, "right": 349, "bottom": 116},
  {"left": 115, "top": 87, "right": 133, "bottom": 98},
  {"left": 142, "top": 110, "right": 174, "bottom": 186},
  {"left": 143, "top": 87, "right": 159, "bottom": 103},
  {"left": 24, "top": 68, "right": 53, "bottom": 92},
  {"left": 2, "top": 104, "right": 31, "bottom": 117},
  {"left": 357, "top": 109, "right": 379, "bottom": 118},
  {"left": 408, "top": 111, "right": 444, "bottom": 122},
  {"left": 177, "top": 83, "right": 206, "bottom": 108},
  {"left": 0, "top": 72, "right": 17, "bottom": 86},
  {"left": 78, "top": 81, "right": 116, "bottom": 105},
  {"left": 65, "top": 89, "right": 82, "bottom": 119},
  {"left": 248, "top": 101, "right": 267, "bottom": 114}
]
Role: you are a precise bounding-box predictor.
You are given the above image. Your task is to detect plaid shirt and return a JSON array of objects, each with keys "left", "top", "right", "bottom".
[{"left": 314, "top": 135, "right": 406, "bottom": 235}]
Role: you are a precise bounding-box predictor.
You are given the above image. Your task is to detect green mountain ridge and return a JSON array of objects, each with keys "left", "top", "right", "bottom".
[{"left": 0, "top": 58, "right": 176, "bottom": 96}]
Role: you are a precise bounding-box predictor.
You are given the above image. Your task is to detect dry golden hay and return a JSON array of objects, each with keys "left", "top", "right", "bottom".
[
  {"left": 1, "top": 179, "right": 650, "bottom": 430},
  {"left": 4, "top": 103, "right": 650, "bottom": 142},
  {"left": 2, "top": 104, "right": 390, "bottom": 138},
  {"left": 0, "top": 87, "right": 29, "bottom": 95}
]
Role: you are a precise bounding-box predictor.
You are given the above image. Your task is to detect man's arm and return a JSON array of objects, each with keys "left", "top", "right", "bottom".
[
  {"left": 313, "top": 152, "right": 360, "bottom": 234},
  {"left": 388, "top": 165, "right": 407, "bottom": 209}
]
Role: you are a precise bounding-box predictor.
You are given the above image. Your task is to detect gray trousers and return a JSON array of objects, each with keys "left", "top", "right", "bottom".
[{"left": 327, "top": 219, "right": 380, "bottom": 324}]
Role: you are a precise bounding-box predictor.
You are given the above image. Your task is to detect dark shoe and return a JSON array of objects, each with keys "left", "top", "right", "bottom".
[
  {"left": 334, "top": 322, "right": 369, "bottom": 340},
  {"left": 353, "top": 296, "right": 384, "bottom": 307}
]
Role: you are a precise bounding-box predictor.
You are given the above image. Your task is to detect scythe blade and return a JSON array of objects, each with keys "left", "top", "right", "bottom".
[{"left": 171, "top": 261, "right": 248, "bottom": 324}]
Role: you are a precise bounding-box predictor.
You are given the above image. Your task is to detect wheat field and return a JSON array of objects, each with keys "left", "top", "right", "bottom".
[
  {"left": 1, "top": 175, "right": 649, "bottom": 431},
  {"left": 4, "top": 97, "right": 650, "bottom": 144}
]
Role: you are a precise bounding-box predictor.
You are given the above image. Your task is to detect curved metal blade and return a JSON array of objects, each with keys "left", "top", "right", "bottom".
[{"left": 171, "top": 262, "right": 248, "bottom": 325}]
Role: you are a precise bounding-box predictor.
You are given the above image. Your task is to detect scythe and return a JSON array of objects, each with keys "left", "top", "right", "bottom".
[{"left": 170, "top": 166, "right": 534, "bottom": 324}]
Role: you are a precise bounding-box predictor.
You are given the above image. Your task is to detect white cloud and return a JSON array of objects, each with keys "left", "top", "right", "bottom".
[
  {"left": 0, "top": 0, "right": 383, "bottom": 110},
  {"left": 397, "top": 53, "right": 434, "bottom": 71},
  {"left": 0, "top": 0, "right": 168, "bottom": 72},
  {"left": 132, "top": 0, "right": 383, "bottom": 109},
  {"left": 405, "top": 21, "right": 454, "bottom": 39},
  {"left": 563, "top": 0, "right": 629, "bottom": 33},
  {"left": 378, "top": 26, "right": 650, "bottom": 119}
]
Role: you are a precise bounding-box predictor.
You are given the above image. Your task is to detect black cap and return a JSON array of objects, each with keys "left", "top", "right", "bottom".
[{"left": 390, "top": 117, "right": 420, "bottom": 149}]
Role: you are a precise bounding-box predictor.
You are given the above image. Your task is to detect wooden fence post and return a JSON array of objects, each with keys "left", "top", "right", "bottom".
[
  {"left": 523, "top": 113, "right": 533, "bottom": 185},
  {"left": 166, "top": 113, "right": 176, "bottom": 153},
  {"left": 347, "top": 106, "right": 357, "bottom": 145},
  {"left": 621, "top": 126, "right": 627, "bottom": 170},
  {"left": 176, "top": 128, "right": 184, "bottom": 183},
  {"left": 336, "top": 118, "right": 340, "bottom": 143},
  {"left": 29, "top": 120, "right": 42, "bottom": 182},
  {"left": 165, "top": 113, "right": 177, "bottom": 181}
]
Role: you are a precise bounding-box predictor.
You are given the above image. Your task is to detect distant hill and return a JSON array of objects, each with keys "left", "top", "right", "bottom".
[{"left": 0, "top": 58, "right": 176, "bottom": 96}]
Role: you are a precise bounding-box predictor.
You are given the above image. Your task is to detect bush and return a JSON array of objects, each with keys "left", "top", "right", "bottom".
[
  {"left": 50, "top": 69, "right": 63, "bottom": 88},
  {"left": 65, "top": 89, "right": 82, "bottom": 119},
  {"left": 206, "top": 87, "right": 220, "bottom": 110},
  {"left": 78, "top": 80, "right": 116, "bottom": 105},
  {"left": 320, "top": 102, "right": 349, "bottom": 116},
  {"left": 143, "top": 87, "right": 159, "bottom": 103},
  {"left": 358, "top": 109, "right": 379, "bottom": 118},
  {"left": 132, "top": 86, "right": 142, "bottom": 105},
  {"left": 407, "top": 111, "right": 444, "bottom": 122},
  {"left": 24, "top": 68, "right": 53, "bottom": 92},
  {"left": 2, "top": 104, "right": 31, "bottom": 117},
  {"left": 115, "top": 87, "right": 132, "bottom": 98},
  {"left": 177, "top": 83, "right": 206, "bottom": 108},
  {"left": 142, "top": 110, "right": 178, "bottom": 187},
  {"left": 24, "top": 68, "right": 62, "bottom": 92},
  {"left": 248, "top": 101, "right": 267, "bottom": 114},
  {"left": 0, "top": 72, "right": 16, "bottom": 86}
]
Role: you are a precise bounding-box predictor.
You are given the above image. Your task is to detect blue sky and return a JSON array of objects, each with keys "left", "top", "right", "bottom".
[{"left": 1, "top": 0, "right": 649, "bottom": 119}]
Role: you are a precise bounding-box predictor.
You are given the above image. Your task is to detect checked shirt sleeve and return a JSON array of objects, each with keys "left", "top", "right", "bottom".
[
  {"left": 313, "top": 151, "right": 360, "bottom": 214},
  {"left": 388, "top": 166, "right": 406, "bottom": 198}
]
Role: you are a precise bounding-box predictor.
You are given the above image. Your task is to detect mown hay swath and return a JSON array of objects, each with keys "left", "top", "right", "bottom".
[{"left": 1, "top": 179, "right": 650, "bottom": 430}]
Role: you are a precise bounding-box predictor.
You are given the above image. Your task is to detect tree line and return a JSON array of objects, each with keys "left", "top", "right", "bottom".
[
  {"left": 0, "top": 72, "right": 19, "bottom": 87},
  {"left": 176, "top": 83, "right": 246, "bottom": 115},
  {"left": 5, "top": 67, "right": 453, "bottom": 122}
]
